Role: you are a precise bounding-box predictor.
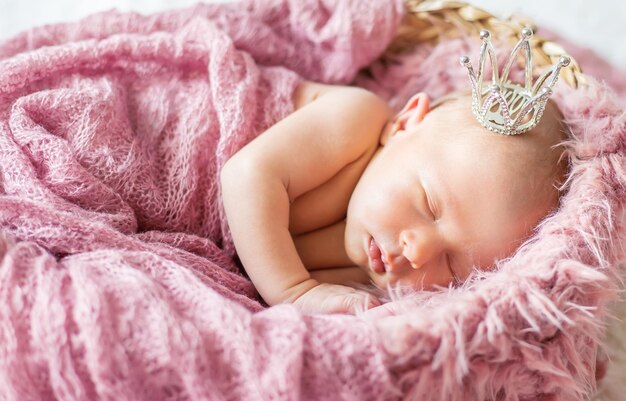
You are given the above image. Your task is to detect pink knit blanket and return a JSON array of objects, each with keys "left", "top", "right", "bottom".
[
  {"left": 1, "top": 1, "right": 625, "bottom": 401},
  {"left": 0, "top": 1, "right": 405, "bottom": 400}
]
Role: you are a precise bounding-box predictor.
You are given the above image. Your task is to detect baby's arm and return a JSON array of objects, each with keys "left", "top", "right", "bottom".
[{"left": 220, "top": 83, "right": 390, "bottom": 313}]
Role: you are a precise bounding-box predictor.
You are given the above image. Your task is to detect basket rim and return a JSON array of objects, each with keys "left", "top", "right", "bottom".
[{"left": 385, "top": 0, "right": 587, "bottom": 89}]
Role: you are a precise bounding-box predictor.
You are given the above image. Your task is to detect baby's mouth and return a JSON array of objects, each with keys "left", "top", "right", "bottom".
[{"left": 368, "top": 237, "right": 389, "bottom": 273}]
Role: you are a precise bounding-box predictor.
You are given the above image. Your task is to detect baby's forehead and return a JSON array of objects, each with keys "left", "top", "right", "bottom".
[
  {"left": 427, "top": 97, "right": 541, "bottom": 153},
  {"left": 425, "top": 105, "right": 501, "bottom": 147},
  {"left": 429, "top": 93, "right": 562, "bottom": 135},
  {"left": 422, "top": 92, "right": 562, "bottom": 176}
]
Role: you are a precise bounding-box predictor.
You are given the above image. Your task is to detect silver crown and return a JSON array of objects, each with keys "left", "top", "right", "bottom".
[{"left": 459, "top": 27, "right": 570, "bottom": 135}]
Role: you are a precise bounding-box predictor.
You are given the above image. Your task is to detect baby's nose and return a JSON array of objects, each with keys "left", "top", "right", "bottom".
[{"left": 400, "top": 229, "right": 441, "bottom": 269}]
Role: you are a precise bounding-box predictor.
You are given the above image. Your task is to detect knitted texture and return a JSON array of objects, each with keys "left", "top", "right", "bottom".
[
  {"left": 0, "top": 1, "right": 404, "bottom": 400},
  {"left": 1, "top": 1, "right": 625, "bottom": 401}
]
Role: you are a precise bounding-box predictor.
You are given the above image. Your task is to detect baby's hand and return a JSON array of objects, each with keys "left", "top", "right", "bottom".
[{"left": 291, "top": 283, "right": 380, "bottom": 314}]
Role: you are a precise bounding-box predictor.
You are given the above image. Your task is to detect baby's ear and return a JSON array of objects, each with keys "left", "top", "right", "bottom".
[
  {"left": 397, "top": 93, "right": 430, "bottom": 128},
  {"left": 380, "top": 93, "right": 430, "bottom": 145}
]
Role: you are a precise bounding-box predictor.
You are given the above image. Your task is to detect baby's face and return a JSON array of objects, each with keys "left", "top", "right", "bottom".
[{"left": 344, "top": 94, "right": 561, "bottom": 291}]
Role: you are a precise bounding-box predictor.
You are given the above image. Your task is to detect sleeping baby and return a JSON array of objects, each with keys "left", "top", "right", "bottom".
[{"left": 220, "top": 29, "right": 571, "bottom": 314}]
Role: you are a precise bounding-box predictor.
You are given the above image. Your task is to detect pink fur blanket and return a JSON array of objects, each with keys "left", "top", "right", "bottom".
[{"left": 0, "top": 1, "right": 624, "bottom": 401}]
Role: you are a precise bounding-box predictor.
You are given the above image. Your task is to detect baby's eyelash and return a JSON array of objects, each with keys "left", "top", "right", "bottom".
[{"left": 423, "top": 190, "right": 437, "bottom": 220}]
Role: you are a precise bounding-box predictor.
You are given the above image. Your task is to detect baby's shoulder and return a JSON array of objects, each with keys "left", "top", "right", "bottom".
[
  {"left": 293, "top": 81, "right": 390, "bottom": 115},
  {"left": 292, "top": 81, "right": 391, "bottom": 147}
]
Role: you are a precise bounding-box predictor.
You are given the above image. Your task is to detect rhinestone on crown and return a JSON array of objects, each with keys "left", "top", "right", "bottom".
[{"left": 459, "top": 27, "right": 570, "bottom": 135}]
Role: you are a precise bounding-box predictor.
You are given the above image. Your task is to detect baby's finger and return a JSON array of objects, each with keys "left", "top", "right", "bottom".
[
  {"left": 365, "top": 294, "right": 382, "bottom": 309},
  {"left": 361, "top": 298, "right": 421, "bottom": 320},
  {"left": 330, "top": 292, "right": 380, "bottom": 314}
]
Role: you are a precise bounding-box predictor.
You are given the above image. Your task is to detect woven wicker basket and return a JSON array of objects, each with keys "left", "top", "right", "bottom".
[{"left": 383, "top": 0, "right": 588, "bottom": 89}]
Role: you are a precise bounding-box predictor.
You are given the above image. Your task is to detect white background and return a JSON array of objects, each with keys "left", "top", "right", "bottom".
[
  {"left": 0, "top": 0, "right": 624, "bottom": 69},
  {"left": 470, "top": 0, "right": 626, "bottom": 68}
]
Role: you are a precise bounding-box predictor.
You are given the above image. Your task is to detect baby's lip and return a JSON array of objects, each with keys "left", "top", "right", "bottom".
[
  {"left": 369, "top": 237, "right": 414, "bottom": 274},
  {"left": 368, "top": 237, "right": 389, "bottom": 273}
]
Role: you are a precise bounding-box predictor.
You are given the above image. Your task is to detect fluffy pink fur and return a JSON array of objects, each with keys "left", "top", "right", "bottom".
[
  {"left": 0, "top": 1, "right": 624, "bottom": 401},
  {"left": 356, "top": 34, "right": 626, "bottom": 400}
]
